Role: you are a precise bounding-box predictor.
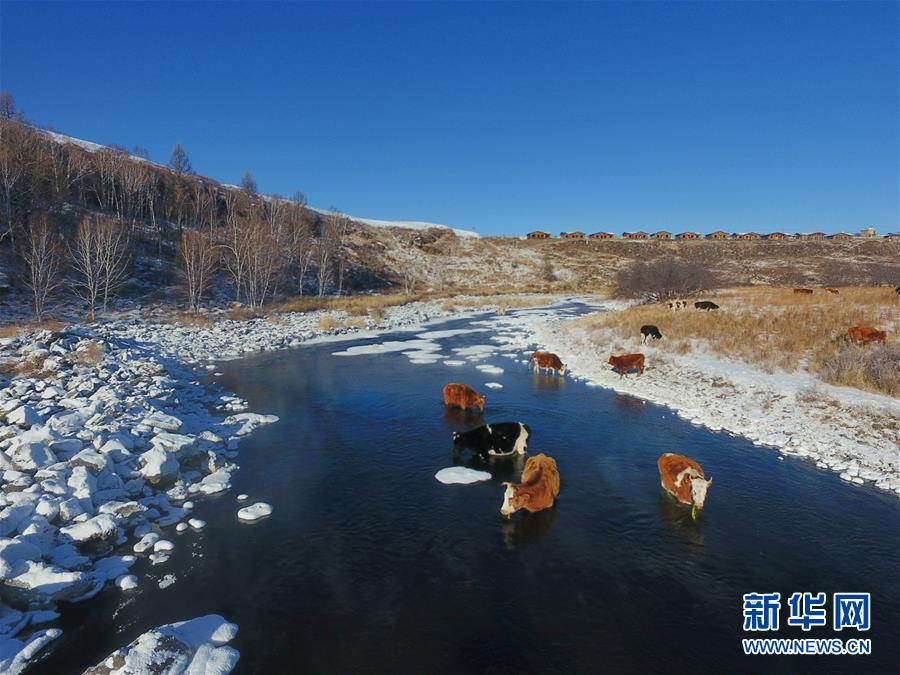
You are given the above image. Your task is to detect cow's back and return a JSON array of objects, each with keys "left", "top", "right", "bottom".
[
  {"left": 521, "top": 454, "right": 560, "bottom": 509},
  {"left": 444, "top": 383, "right": 476, "bottom": 406},
  {"left": 658, "top": 453, "right": 703, "bottom": 505}
]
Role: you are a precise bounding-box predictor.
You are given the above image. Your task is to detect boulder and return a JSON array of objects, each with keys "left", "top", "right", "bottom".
[
  {"left": 138, "top": 448, "right": 179, "bottom": 485},
  {"left": 82, "top": 614, "right": 239, "bottom": 675}
]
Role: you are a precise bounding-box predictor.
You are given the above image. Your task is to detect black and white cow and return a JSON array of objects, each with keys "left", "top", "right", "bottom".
[
  {"left": 694, "top": 301, "right": 719, "bottom": 311},
  {"left": 452, "top": 423, "right": 531, "bottom": 459},
  {"left": 640, "top": 324, "right": 662, "bottom": 343}
]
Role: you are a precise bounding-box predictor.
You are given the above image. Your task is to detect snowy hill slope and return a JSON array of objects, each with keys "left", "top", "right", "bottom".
[{"left": 311, "top": 208, "right": 479, "bottom": 238}]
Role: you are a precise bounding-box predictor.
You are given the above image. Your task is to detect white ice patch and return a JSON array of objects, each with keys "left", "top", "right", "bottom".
[
  {"left": 332, "top": 339, "right": 442, "bottom": 357},
  {"left": 416, "top": 328, "right": 490, "bottom": 340},
  {"left": 443, "top": 360, "right": 465, "bottom": 366},
  {"left": 435, "top": 467, "right": 492, "bottom": 485},
  {"left": 476, "top": 365, "right": 504, "bottom": 375},
  {"left": 452, "top": 345, "right": 496, "bottom": 359},
  {"left": 237, "top": 502, "right": 273, "bottom": 522},
  {"left": 484, "top": 382, "right": 503, "bottom": 389}
]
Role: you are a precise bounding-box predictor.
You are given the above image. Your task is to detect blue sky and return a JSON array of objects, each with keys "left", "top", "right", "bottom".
[{"left": 1, "top": 1, "right": 897, "bottom": 235}]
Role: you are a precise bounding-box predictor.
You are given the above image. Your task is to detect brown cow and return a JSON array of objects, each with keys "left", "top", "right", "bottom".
[
  {"left": 442, "top": 383, "right": 485, "bottom": 411},
  {"left": 531, "top": 351, "right": 566, "bottom": 376},
  {"left": 658, "top": 453, "right": 713, "bottom": 519},
  {"left": 500, "top": 453, "right": 560, "bottom": 518},
  {"left": 825, "top": 288, "right": 840, "bottom": 295},
  {"left": 608, "top": 353, "right": 645, "bottom": 377},
  {"left": 847, "top": 326, "right": 887, "bottom": 346},
  {"left": 793, "top": 288, "right": 813, "bottom": 294}
]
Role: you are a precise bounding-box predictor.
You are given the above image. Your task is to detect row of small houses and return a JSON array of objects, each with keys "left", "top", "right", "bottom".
[{"left": 528, "top": 227, "right": 896, "bottom": 241}]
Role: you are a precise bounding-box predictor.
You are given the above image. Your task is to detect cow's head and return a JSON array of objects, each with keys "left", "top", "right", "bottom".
[
  {"left": 500, "top": 482, "right": 528, "bottom": 518},
  {"left": 606, "top": 356, "right": 620, "bottom": 372},
  {"left": 690, "top": 476, "right": 712, "bottom": 513},
  {"left": 475, "top": 394, "right": 486, "bottom": 410}
]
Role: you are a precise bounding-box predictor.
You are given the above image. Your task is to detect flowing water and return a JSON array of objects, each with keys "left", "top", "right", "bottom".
[{"left": 34, "top": 305, "right": 900, "bottom": 673}]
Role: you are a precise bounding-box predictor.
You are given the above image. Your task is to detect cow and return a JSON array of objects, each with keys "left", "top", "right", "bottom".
[
  {"left": 443, "top": 383, "right": 485, "bottom": 411},
  {"left": 500, "top": 453, "right": 560, "bottom": 518},
  {"left": 608, "top": 353, "right": 645, "bottom": 377},
  {"left": 694, "top": 301, "right": 719, "bottom": 311},
  {"left": 640, "top": 325, "right": 662, "bottom": 343},
  {"left": 793, "top": 288, "right": 814, "bottom": 294},
  {"left": 658, "top": 453, "right": 713, "bottom": 519},
  {"left": 825, "top": 288, "right": 840, "bottom": 295},
  {"left": 896, "top": 286, "right": 900, "bottom": 296},
  {"left": 847, "top": 326, "right": 887, "bottom": 346},
  {"left": 531, "top": 351, "right": 566, "bottom": 376},
  {"left": 668, "top": 300, "right": 687, "bottom": 311},
  {"left": 453, "top": 422, "right": 531, "bottom": 460}
]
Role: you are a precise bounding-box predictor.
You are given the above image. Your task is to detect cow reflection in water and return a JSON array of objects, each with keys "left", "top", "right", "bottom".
[
  {"left": 442, "top": 406, "right": 484, "bottom": 428},
  {"left": 613, "top": 393, "right": 645, "bottom": 416},
  {"left": 502, "top": 507, "right": 559, "bottom": 548},
  {"left": 656, "top": 493, "right": 705, "bottom": 547},
  {"left": 532, "top": 372, "right": 566, "bottom": 392}
]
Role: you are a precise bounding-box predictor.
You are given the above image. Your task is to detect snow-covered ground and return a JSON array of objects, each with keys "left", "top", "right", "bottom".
[
  {"left": 485, "top": 305, "right": 900, "bottom": 496},
  {"left": 0, "top": 295, "right": 539, "bottom": 671},
  {"left": 310, "top": 207, "right": 479, "bottom": 238}
]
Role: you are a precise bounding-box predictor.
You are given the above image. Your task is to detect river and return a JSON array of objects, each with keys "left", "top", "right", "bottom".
[{"left": 32, "top": 304, "right": 900, "bottom": 673}]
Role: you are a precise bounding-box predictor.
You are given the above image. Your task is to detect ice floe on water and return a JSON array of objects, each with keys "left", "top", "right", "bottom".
[
  {"left": 476, "top": 365, "right": 504, "bottom": 375},
  {"left": 443, "top": 360, "right": 465, "bottom": 366},
  {"left": 81, "top": 614, "right": 239, "bottom": 675},
  {"left": 484, "top": 382, "right": 503, "bottom": 389},
  {"left": 416, "top": 328, "right": 490, "bottom": 340},
  {"left": 237, "top": 502, "right": 273, "bottom": 522},
  {"left": 434, "top": 467, "right": 492, "bottom": 484},
  {"left": 333, "top": 339, "right": 441, "bottom": 357},
  {"left": 452, "top": 345, "right": 497, "bottom": 360}
]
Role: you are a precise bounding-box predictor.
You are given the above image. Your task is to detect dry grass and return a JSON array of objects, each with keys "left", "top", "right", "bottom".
[
  {"left": 579, "top": 286, "right": 899, "bottom": 395},
  {"left": 167, "top": 312, "right": 215, "bottom": 327},
  {"left": 368, "top": 307, "right": 384, "bottom": 324},
  {"left": 74, "top": 340, "right": 105, "bottom": 367},
  {"left": 317, "top": 315, "right": 342, "bottom": 331},
  {"left": 0, "top": 319, "right": 67, "bottom": 338}
]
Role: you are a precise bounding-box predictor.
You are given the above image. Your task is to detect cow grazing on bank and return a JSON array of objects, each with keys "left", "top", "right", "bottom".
[
  {"left": 793, "top": 288, "right": 814, "bottom": 295},
  {"left": 640, "top": 325, "right": 662, "bottom": 343},
  {"left": 668, "top": 300, "right": 687, "bottom": 311},
  {"left": 453, "top": 422, "right": 531, "bottom": 460},
  {"left": 443, "top": 383, "right": 485, "bottom": 411},
  {"left": 500, "top": 453, "right": 560, "bottom": 518},
  {"left": 847, "top": 326, "right": 887, "bottom": 346},
  {"left": 658, "top": 453, "right": 713, "bottom": 519},
  {"left": 825, "top": 288, "right": 840, "bottom": 295},
  {"left": 608, "top": 353, "right": 645, "bottom": 377},
  {"left": 531, "top": 351, "right": 566, "bottom": 376},
  {"left": 694, "top": 301, "right": 719, "bottom": 311}
]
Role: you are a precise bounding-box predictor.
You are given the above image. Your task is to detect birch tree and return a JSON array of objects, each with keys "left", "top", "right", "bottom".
[
  {"left": 178, "top": 227, "right": 217, "bottom": 313},
  {"left": 22, "top": 213, "right": 63, "bottom": 321}
]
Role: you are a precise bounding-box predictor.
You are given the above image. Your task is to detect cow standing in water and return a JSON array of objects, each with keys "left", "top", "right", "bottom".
[
  {"left": 453, "top": 422, "right": 531, "bottom": 460},
  {"left": 658, "top": 453, "right": 713, "bottom": 519},
  {"left": 443, "top": 383, "right": 485, "bottom": 411},
  {"left": 500, "top": 454, "right": 560, "bottom": 518},
  {"left": 531, "top": 351, "right": 566, "bottom": 376}
]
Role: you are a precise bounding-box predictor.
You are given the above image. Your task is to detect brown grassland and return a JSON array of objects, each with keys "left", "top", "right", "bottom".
[{"left": 578, "top": 287, "right": 899, "bottom": 396}]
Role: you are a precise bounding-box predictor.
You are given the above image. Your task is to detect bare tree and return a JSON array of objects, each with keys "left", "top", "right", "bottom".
[
  {"left": 0, "top": 119, "right": 36, "bottom": 248},
  {"left": 69, "top": 215, "right": 130, "bottom": 320},
  {"left": 168, "top": 143, "right": 193, "bottom": 175},
  {"left": 21, "top": 213, "right": 63, "bottom": 321},
  {"left": 178, "top": 227, "right": 217, "bottom": 313},
  {"left": 221, "top": 190, "right": 252, "bottom": 303},
  {"left": 615, "top": 255, "right": 716, "bottom": 301},
  {"left": 389, "top": 230, "right": 422, "bottom": 295}
]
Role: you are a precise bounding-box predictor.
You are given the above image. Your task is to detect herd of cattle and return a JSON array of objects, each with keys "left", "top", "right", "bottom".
[
  {"left": 441, "top": 348, "right": 712, "bottom": 519},
  {"left": 440, "top": 287, "right": 895, "bottom": 519}
]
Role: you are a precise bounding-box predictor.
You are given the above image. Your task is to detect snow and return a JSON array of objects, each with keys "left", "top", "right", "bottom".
[
  {"left": 484, "top": 382, "right": 503, "bottom": 389},
  {"left": 237, "top": 502, "right": 272, "bottom": 522},
  {"left": 81, "top": 614, "right": 239, "bottom": 674},
  {"left": 435, "top": 467, "right": 492, "bottom": 484},
  {"left": 311, "top": 207, "right": 479, "bottom": 238}
]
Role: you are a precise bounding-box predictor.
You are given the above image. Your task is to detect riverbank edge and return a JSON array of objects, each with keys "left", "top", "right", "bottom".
[{"left": 523, "top": 312, "right": 899, "bottom": 497}]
